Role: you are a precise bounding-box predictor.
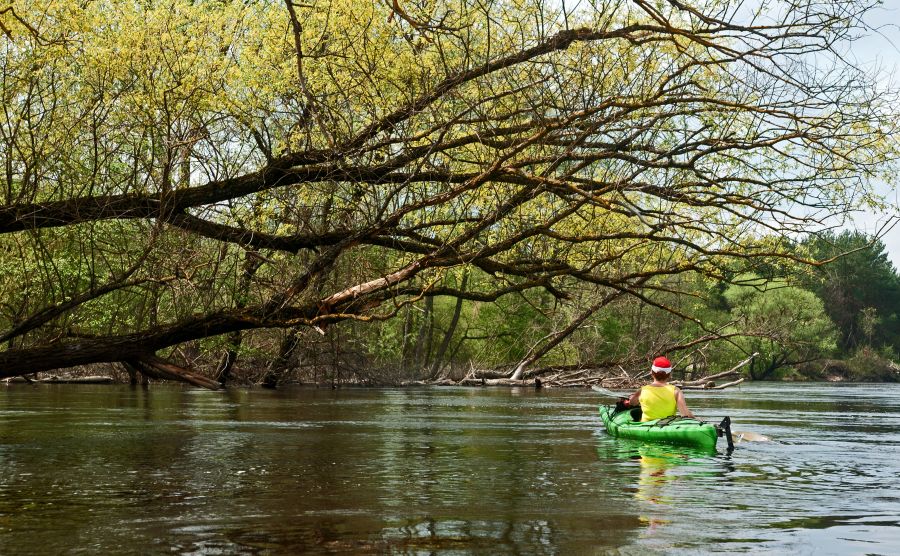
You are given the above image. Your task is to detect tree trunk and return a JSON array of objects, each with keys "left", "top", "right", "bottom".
[
  {"left": 511, "top": 291, "right": 624, "bottom": 380},
  {"left": 214, "top": 252, "right": 263, "bottom": 386},
  {"left": 429, "top": 272, "right": 468, "bottom": 379},
  {"left": 413, "top": 295, "right": 433, "bottom": 372},
  {"left": 260, "top": 328, "right": 303, "bottom": 388},
  {"left": 127, "top": 356, "right": 221, "bottom": 390},
  {"left": 400, "top": 307, "right": 414, "bottom": 371},
  {"left": 214, "top": 336, "right": 240, "bottom": 386}
]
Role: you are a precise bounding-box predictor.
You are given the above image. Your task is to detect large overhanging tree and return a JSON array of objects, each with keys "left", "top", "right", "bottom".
[{"left": 0, "top": 0, "right": 895, "bottom": 386}]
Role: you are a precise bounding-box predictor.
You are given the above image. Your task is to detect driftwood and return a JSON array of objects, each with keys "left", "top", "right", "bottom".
[
  {"left": 458, "top": 377, "right": 543, "bottom": 387},
  {"left": 4, "top": 375, "right": 114, "bottom": 384},
  {"left": 126, "top": 356, "right": 222, "bottom": 390},
  {"left": 672, "top": 353, "right": 757, "bottom": 390},
  {"left": 463, "top": 368, "right": 516, "bottom": 380},
  {"left": 414, "top": 352, "right": 761, "bottom": 391},
  {"left": 681, "top": 378, "right": 747, "bottom": 390}
]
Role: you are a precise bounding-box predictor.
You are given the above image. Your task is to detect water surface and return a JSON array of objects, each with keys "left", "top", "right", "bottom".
[{"left": 0, "top": 382, "right": 898, "bottom": 554}]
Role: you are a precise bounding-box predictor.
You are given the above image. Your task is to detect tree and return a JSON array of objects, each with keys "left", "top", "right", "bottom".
[
  {"left": 723, "top": 278, "right": 837, "bottom": 379},
  {"left": 0, "top": 1, "right": 895, "bottom": 385},
  {"left": 803, "top": 231, "right": 900, "bottom": 352}
]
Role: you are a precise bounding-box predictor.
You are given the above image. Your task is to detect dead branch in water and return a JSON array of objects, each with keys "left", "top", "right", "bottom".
[
  {"left": 407, "top": 353, "right": 759, "bottom": 390},
  {"left": 672, "top": 353, "right": 757, "bottom": 389}
]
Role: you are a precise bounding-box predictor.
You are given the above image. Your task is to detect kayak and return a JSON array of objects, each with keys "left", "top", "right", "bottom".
[{"left": 598, "top": 405, "right": 731, "bottom": 451}]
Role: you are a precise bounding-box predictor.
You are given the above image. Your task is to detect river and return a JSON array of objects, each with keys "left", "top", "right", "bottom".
[{"left": 0, "top": 382, "right": 898, "bottom": 554}]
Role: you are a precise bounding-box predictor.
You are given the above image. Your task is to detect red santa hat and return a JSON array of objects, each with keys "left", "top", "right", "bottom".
[{"left": 651, "top": 356, "right": 673, "bottom": 374}]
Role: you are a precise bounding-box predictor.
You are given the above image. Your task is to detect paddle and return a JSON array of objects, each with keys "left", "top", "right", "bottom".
[
  {"left": 590, "top": 385, "right": 628, "bottom": 399},
  {"left": 590, "top": 385, "right": 769, "bottom": 443},
  {"left": 731, "top": 430, "right": 769, "bottom": 442}
]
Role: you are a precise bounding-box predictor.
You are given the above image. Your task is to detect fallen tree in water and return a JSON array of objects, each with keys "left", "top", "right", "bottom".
[{"left": 3, "top": 375, "right": 114, "bottom": 384}]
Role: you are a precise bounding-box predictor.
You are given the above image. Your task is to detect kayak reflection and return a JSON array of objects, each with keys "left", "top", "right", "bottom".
[
  {"left": 636, "top": 444, "right": 680, "bottom": 505},
  {"left": 636, "top": 444, "right": 679, "bottom": 533},
  {"left": 597, "top": 438, "right": 720, "bottom": 535},
  {"left": 635, "top": 443, "right": 721, "bottom": 535}
]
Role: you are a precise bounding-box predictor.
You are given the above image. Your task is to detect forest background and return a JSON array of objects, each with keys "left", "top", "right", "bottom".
[{"left": 1, "top": 0, "right": 899, "bottom": 389}]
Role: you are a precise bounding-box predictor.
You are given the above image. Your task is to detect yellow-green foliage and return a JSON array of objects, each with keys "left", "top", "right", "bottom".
[{"left": 0, "top": 1, "right": 895, "bottom": 372}]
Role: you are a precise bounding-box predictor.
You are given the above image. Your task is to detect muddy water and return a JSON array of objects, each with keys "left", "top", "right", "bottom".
[{"left": 0, "top": 382, "right": 897, "bottom": 554}]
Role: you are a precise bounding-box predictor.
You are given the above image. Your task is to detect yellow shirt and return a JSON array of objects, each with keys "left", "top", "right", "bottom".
[{"left": 639, "top": 384, "right": 677, "bottom": 422}]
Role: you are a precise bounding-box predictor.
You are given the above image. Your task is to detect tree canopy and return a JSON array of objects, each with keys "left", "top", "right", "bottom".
[
  {"left": 0, "top": 0, "right": 896, "bottom": 384},
  {"left": 801, "top": 231, "right": 900, "bottom": 351}
]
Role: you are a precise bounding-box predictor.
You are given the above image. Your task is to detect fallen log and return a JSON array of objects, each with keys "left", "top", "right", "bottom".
[
  {"left": 128, "top": 356, "right": 222, "bottom": 390},
  {"left": 458, "top": 377, "right": 540, "bottom": 387},
  {"left": 401, "top": 378, "right": 457, "bottom": 386},
  {"left": 4, "top": 375, "right": 114, "bottom": 384},
  {"left": 677, "top": 370, "right": 737, "bottom": 386},
  {"left": 467, "top": 368, "right": 515, "bottom": 379},
  {"left": 673, "top": 353, "right": 757, "bottom": 389},
  {"left": 681, "top": 377, "right": 746, "bottom": 390},
  {"left": 707, "top": 377, "right": 745, "bottom": 390},
  {"left": 42, "top": 375, "right": 114, "bottom": 384}
]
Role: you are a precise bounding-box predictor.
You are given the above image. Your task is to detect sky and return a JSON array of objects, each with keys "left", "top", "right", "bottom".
[{"left": 847, "top": 3, "right": 900, "bottom": 267}]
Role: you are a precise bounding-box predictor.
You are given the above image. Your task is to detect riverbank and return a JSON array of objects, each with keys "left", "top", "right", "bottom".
[
  {"left": 7, "top": 362, "right": 897, "bottom": 390},
  {"left": 5, "top": 349, "right": 899, "bottom": 391}
]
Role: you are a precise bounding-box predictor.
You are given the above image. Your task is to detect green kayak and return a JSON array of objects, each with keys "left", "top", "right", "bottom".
[{"left": 599, "top": 405, "right": 732, "bottom": 451}]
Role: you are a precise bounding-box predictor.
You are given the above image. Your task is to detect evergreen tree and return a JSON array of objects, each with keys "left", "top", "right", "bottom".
[{"left": 803, "top": 231, "right": 900, "bottom": 353}]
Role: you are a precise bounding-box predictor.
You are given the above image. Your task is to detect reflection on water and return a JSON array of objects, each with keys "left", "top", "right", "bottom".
[
  {"left": 598, "top": 439, "right": 725, "bottom": 540},
  {"left": 0, "top": 383, "right": 898, "bottom": 554},
  {"left": 636, "top": 444, "right": 679, "bottom": 506},
  {"left": 635, "top": 444, "right": 677, "bottom": 536}
]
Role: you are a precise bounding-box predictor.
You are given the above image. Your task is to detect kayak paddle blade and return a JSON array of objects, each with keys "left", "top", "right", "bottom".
[
  {"left": 732, "top": 430, "right": 770, "bottom": 442},
  {"left": 591, "top": 385, "right": 627, "bottom": 399}
]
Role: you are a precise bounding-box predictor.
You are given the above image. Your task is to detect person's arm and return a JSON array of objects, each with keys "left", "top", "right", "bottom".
[
  {"left": 625, "top": 389, "right": 640, "bottom": 408},
  {"left": 675, "top": 388, "right": 695, "bottom": 418}
]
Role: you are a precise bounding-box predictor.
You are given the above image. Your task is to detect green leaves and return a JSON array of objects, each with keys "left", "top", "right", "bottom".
[{"left": 0, "top": 1, "right": 897, "bottom": 382}]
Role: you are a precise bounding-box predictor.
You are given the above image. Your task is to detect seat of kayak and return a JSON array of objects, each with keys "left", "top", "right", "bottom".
[{"left": 613, "top": 401, "right": 642, "bottom": 422}]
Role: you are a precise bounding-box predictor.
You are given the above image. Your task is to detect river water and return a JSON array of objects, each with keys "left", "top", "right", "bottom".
[{"left": 0, "top": 382, "right": 898, "bottom": 555}]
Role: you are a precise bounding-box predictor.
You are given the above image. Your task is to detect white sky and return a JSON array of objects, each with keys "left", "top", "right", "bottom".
[{"left": 848, "top": 3, "right": 900, "bottom": 267}]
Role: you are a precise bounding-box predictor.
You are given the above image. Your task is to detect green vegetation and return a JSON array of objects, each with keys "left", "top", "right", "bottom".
[{"left": 0, "top": 1, "right": 897, "bottom": 386}]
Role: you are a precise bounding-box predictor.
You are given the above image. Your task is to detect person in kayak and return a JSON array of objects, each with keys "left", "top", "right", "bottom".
[{"left": 623, "top": 356, "right": 695, "bottom": 421}]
